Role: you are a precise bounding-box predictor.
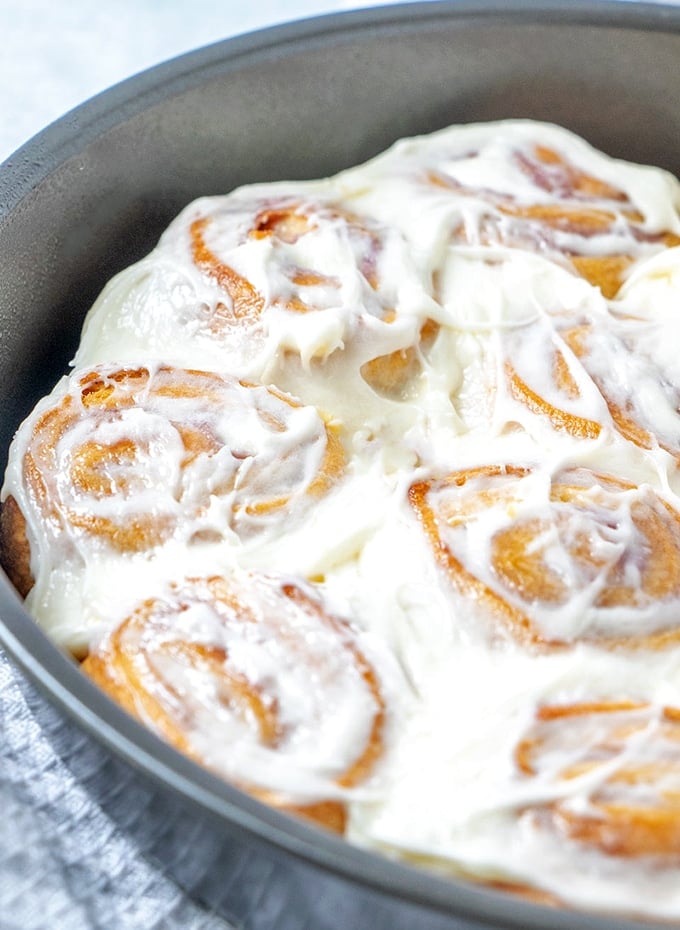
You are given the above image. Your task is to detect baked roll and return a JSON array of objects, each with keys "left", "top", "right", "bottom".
[
  {"left": 74, "top": 193, "right": 441, "bottom": 411},
  {"left": 498, "top": 301, "right": 680, "bottom": 457},
  {"left": 499, "top": 308, "right": 611, "bottom": 442},
  {"left": 81, "top": 572, "right": 388, "bottom": 833},
  {"left": 560, "top": 318, "right": 680, "bottom": 460},
  {"left": 0, "top": 364, "right": 343, "bottom": 651},
  {"left": 345, "top": 121, "right": 680, "bottom": 300},
  {"left": 516, "top": 700, "right": 680, "bottom": 858},
  {"left": 437, "top": 142, "right": 679, "bottom": 298},
  {"left": 409, "top": 464, "right": 680, "bottom": 649}
]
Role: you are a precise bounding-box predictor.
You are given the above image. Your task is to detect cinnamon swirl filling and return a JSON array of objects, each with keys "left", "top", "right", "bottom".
[
  {"left": 427, "top": 142, "right": 680, "bottom": 297},
  {"left": 1, "top": 364, "right": 343, "bottom": 596},
  {"left": 82, "top": 572, "right": 387, "bottom": 832},
  {"left": 516, "top": 700, "right": 680, "bottom": 859},
  {"left": 410, "top": 465, "right": 680, "bottom": 649}
]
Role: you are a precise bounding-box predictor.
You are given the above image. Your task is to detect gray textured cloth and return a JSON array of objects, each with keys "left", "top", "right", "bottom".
[{"left": 0, "top": 648, "right": 233, "bottom": 930}]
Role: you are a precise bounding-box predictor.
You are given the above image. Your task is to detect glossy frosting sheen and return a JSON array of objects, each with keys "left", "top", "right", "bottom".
[{"left": 5, "top": 120, "right": 680, "bottom": 917}]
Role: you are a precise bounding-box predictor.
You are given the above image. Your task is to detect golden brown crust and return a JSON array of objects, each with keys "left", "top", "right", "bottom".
[
  {"left": 428, "top": 143, "right": 680, "bottom": 298},
  {"left": 0, "top": 495, "right": 33, "bottom": 598},
  {"left": 81, "top": 574, "right": 386, "bottom": 834},
  {"left": 516, "top": 701, "right": 680, "bottom": 860},
  {"left": 409, "top": 465, "right": 680, "bottom": 650}
]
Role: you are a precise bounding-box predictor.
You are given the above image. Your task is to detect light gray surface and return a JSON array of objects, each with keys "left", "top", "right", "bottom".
[
  {"left": 0, "top": 650, "right": 231, "bottom": 930},
  {"left": 0, "top": 0, "right": 406, "bottom": 163}
]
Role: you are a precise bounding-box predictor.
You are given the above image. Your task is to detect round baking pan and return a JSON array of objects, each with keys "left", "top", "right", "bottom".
[{"left": 1, "top": 2, "right": 679, "bottom": 928}]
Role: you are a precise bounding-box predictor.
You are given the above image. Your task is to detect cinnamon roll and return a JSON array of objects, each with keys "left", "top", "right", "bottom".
[
  {"left": 443, "top": 142, "right": 680, "bottom": 298},
  {"left": 496, "top": 300, "right": 680, "bottom": 454},
  {"left": 409, "top": 464, "right": 680, "bottom": 649},
  {"left": 81, "top": 572, "right": 387, "bottom": 833},
  {"left": 516, "top": 700, "right": 680, "bottom": 859},
  {"left": 74, "top": 193, "right": 440, "bottom": 407},
  {"left": 560, "top": 318, "right": 680, "bottom": 460},
  {"left": 1, "top": 364, "right": 343, "bottom": 596},
  {"left": 349, "top": 121, "right": 680, "bottom": 299},
  {"left": 500, "top": 310, "right": 611, "bottom": 442},
  {"left": 440, "top": 255, "right": 680, "bottom": 455}
]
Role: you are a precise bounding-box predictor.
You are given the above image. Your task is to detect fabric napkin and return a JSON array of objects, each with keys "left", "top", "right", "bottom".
[{"left": 0, "top": 647, "right": 234, "bottom": 930}]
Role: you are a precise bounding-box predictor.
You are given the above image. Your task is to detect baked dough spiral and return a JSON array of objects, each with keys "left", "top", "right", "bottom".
[
  {"left": 185, "top": 193, "right": 437, "bottom": 394},
  {"left": 188, "top": 196, "right": 386, "bottom": 323},
  {"left": 0, "top": 364, "right": 343, "bottom": 594},
  {"left": 409, "top": 465, "right": 680, "bottom": 649},
  {"left": 501, "top": 300, "right": 680, "bottom": 458},
  {"left": 427, "top": 142, "right": 680, "bottom": 298},
  {"left": 500, "top": 311, "right": 611, "bottom": 442},
  {"left": 73, "top": 192, "right": 442, "bottom": 412},
  {"left": 560, "top": 320, "right": 680, "bottom": 460},
  {"left": 516, "top": 700, "right": 680, "bottom": 859},
  {"left": 81, "top": 572, "right": 386, "bottom": 833}
]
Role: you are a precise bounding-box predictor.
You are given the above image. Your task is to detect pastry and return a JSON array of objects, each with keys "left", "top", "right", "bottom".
[
  {"left": 1, "top": 363, "right": 343, "bottom": 652},
  {"left": 82, "top": 572, "right": 387, "bottom": 832},
  {"left": 561, "top": 318, "right": 680, "bottom": 459},
  {"left": 73, "top": 191, "right": 441, "bottom": 423},
  {"left": 516, "top": 700, "right": 680, "bottom": 858},
  {"left": 3, "top": 119, "right": 680, "bottom": 919},
  {"left": 409, "top": 464, "right": 680, "bottom": 649},
  {"left": 343, "top": 120, "right": 680, "bottom": 299}
]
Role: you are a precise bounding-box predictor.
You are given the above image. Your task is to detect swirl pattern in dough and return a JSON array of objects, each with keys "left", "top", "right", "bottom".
[
  {"left": 414, "top": 134, "right": 680, "bottom": 297},
  {"left": 516, "top": 700, "right": 680, "bottom": 859},
  {"left": 409, "top": 465, "right": 680, "bottom": 649},
  {"left": 2, "top": 364, "right": 343, "bottom": 594},
  {"left": 82, "top": 572, "right": 387, "bottom": 832}
]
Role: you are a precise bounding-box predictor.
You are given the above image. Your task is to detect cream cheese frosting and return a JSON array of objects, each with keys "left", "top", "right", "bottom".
[{"left": 4, "top": 119, "right": 680, "bottom": 917}]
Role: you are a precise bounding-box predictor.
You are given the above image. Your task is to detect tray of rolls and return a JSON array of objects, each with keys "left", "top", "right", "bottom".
[{"left": 2, "top": 3, "right": 680, "bottom": 928}]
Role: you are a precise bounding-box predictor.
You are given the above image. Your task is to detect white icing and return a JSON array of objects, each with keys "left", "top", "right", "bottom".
[{"left": 4, "top": 119, "right": 680, "bottom": 918}]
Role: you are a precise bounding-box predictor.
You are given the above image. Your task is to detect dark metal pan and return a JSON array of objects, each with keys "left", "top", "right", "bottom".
[{"left": 1, "top": 2, "right": 679, "bottom": 927}]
